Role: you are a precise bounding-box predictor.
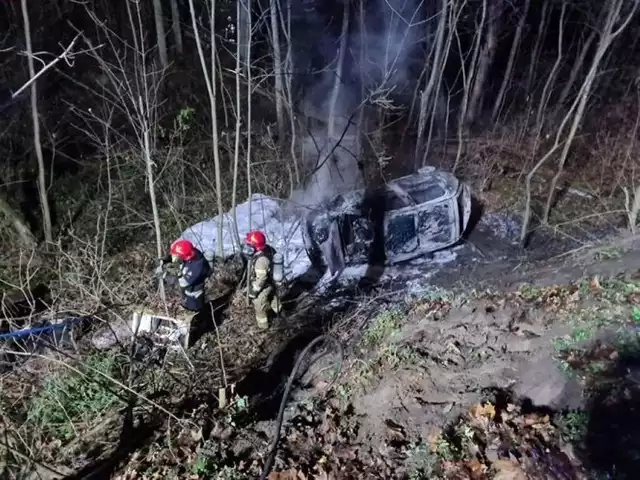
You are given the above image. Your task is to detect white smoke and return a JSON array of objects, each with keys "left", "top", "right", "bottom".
[{"left": 289, "top": 0, "right": 427, "bottom": 211}]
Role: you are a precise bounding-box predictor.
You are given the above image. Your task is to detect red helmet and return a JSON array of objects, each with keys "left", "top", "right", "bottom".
[
  {"left": 245, "top": 230, "right": 267, "bottom": 251},
  {"left": 170, "top": 239, "right": 196, "bottom": 261}
]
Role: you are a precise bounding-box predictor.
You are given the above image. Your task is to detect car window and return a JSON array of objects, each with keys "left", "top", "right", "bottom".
[
  {"left": 385, "top": 213, "right": 418, "bottom": 255},
  {"left": 342, "top": 215, "right": 373, "bottom": 243},
  {"left": 410, "top": 184, "right": 446, "bottom": 203},
  {"left": 342, "top": 215, "right": 373, "bottom": 260},
  {"left": 417, "top": 203, "right": 453, "bottom": 245},
  {"left": 384, "top": 191, "right": 409, "bottom": 210}
]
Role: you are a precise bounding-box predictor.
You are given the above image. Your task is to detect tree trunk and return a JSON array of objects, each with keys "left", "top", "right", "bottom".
[
  {"left": 465, "top": 0, "right": 501, "bottom": 127},
  {"left": 492, "top": 0, "right": 530, "bottom": 123},
  {"left": 152, "top": 0, "right": 169, "bottom": 68},
  {"left": 270, "top": 0, "right": 286, "bottom": 143},
  {"left": 140, "top": 96, "right": 164, "bottom": 261},
  {"left": 415, "top": 0, "right": 448, "bottom": 167},
  {"left": 169, "top": 0, "right": 183, "bottom": 55},
  {"left": 535, "top": 2, "right": 566, "bottom": 130},
  {"left": 282, "top": 0, "right": 300, "bottom": 186},
  {"left": 525, "top": 0, "right": 549, "bottom": 96},
  {"left": 555, "top": 28, "right": 598, "bottom": 108},
  {"left": 210, "top": 1, "right": 225, "bottom": 256},
  {"left": 21, "top": 0, "right": 53, "bottom": 243},
  {"left": 188, "top": 0, "right": 225, "bottom": 256},
  {"left": 542, "top": 0, "right": 639, "bottom": 223},
  {"left": 454, "top": 0, "right": 486, "bottom": 172},
  {"left": 238, "top": 0, "right": 251, "bottom": 72},
  {"left": 327, "top": 0, "right": 350, "bottom": 141},
  {"left": 520, "top": 0, "right": 639, "bottom": 243},
  {"left": 245, "top": 0, "right": 253, "bottom": 228},
  {"left": 357, "top": 0, "right": 366, "bottom": 172},
  {"left": 231, "top": 1, "right": 243, "bottom": 249}
]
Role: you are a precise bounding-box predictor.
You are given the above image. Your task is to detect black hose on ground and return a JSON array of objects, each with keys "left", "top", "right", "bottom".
[{"left": 258, "top": 334, "right": 344, "bottom": 480}]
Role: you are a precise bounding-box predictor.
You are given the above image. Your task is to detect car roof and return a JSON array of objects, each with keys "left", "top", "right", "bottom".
[
  {"left": 319, "top": 168, "right": 461, "bottom": 215},
  {"left": 387, "top": 167, "right": 461, "bottom": 202}
]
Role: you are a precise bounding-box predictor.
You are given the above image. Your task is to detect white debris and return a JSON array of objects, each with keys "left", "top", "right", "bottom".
[{"left": 180, "top": 194, "right": 312, "bottom": 281}]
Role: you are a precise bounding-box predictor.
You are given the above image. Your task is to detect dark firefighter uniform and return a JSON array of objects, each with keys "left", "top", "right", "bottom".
[{"left": 162, "top": 239, "right": 211, "bottom": 313}]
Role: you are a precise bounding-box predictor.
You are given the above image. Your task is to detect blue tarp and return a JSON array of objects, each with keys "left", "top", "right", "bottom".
[{"left": 0, "top": 316, "right": 86, "bottom": 341}]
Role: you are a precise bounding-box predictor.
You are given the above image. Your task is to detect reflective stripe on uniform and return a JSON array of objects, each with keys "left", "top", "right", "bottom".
[
  {"left": 254, "top": 266, "right": 268, "bottom": 275},
  {"left": 179, "top": 277, "right": 189, "bottom": 288},
  {"left": 184, "top": 289, "right": 203, "bottom": 298}
]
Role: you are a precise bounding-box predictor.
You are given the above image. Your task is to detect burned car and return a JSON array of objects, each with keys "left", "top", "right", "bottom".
[{"left": 302, "top": 166, "right": 472, "bottom": 273}]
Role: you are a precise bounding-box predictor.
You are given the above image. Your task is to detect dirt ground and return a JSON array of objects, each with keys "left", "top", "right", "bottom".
[{"left": 4, "top": 232, "right": 640, "bottom": 479}]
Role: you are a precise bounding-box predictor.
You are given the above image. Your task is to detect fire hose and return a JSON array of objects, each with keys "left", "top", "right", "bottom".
[{"left": 258, "top": 334, "right": 344, "bottom": 480}]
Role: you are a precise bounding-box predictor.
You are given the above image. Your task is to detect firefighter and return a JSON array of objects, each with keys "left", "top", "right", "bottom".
[
  {"left": 159, "top": 239, "right": 211, "bottom": 330},
  {"left": 245, "top": 230, "right": 282, "bottom": 329}
]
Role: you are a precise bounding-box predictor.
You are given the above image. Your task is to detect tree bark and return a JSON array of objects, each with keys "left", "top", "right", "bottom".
[
  {"left": 492, "top": 0, "right": 530, "bottom": 123},
  {"left": 169, "top": 0, "right": 183, "bottom": 55},
  {"left": 152, "top": 0, "right": 169, "bottom": 68},
  {"left": 542, "top": 0, "right": 639, "bottom": 223},
  {"left": 270, "top": 0, "right": 286, "bottom": 143},
  {"left": 415, "top": 0, "right": 448, "bottom": 167},
  {"left": 231, "top": 1, "right": 243, "bottom": 249},
  {"left": 327, "top": 0, "right": 350, "bottom": 141},
  {"left": 188, "top": 0, "right": 225, "bottom": 256},
  {"left": 525, "top": 0, "right": 549, "bottom": 96},
  {"left": 535, "top": 2, "right": 566, "bottom": 130},
  {"left": 465, "top": 0, "right": 501, "bottom": 127},
  {"left": 556, "top": 28, "right": 598, "bottom": 108},
  {"left": 238, "top": 0, "right": 251, "bottom": 71},
  {"left": 454, "top": 0, "right": 486, "bottom": 172},
  {"left": 21, "top": 0, "right": 53, "bottom": 243}
]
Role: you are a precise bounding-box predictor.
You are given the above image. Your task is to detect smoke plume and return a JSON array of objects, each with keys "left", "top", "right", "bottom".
[{"left": 290, "top": 0, "right": 426, "bottom": 211}]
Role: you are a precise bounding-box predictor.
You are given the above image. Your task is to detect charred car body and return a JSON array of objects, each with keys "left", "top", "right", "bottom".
[{"left": 302, "top": 167, "right": 472, "bottom": 274}]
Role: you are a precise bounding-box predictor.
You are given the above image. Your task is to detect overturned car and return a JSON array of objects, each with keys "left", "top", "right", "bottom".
[{"left": 302, "top": 166, "right": 472, "bottom": 274}]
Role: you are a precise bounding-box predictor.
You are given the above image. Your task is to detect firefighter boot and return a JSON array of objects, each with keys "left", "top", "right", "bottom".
[
  {"left": 271, "top": 295, "right": 282, "bottom": 315},
  {"left": 175, "top": 310, "right": 195, "bottom": 349},
  {"left": 253, "top": 288, "right": 272, "bottom": 329}
]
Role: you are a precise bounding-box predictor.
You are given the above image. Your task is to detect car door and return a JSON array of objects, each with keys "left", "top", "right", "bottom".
[
  {"left": 341, "top": 214, "right": 373, "bottom": 264},
  {"left": 383, "top": 191, "right": 419, "bottom": 262}
]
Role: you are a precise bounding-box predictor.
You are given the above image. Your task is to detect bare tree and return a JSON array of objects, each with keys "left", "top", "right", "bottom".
[
  {"left": 542, "top": 0, "right": 640, "bottom": 223},
  {"left": 555, "top": 25, "right": 599, "bottom": 108},
  {"left": 270, "top": 0, "right": 286, "bottom": 143},
  {"left": 520, "top": 0, "right": 640, "bottom": 242},
  {"left": 277, "top": 0, "right": 301, "bottom": 185},
  {"left": 1, "top": 33, "right": 80, "bottom": 247},
  {"left": 231, "top": 0, "right": 245, "bottom": 248},
  {"left": 415, "top": 0, "right": 448, "bottom": 166},
  {"left": 535, "top": 2, "right": 567, "bottom": 132},
  {"left": 170, "top": 0, "right": 183, "bottom": 55},
  {"left": 465, "top": 0, "right": 502, "bottom": 127},
  {"left": 20, "top": 0, "right": 53, "bottom": 243},
  {"left": 65, "top": 1, "right": 170, "bottom": 303},
  {"left": 152, "top": 0, "right": 169, "bottom": 68},
  {"left": 188, "top": 0, "right": 225, "bottom": 256},
  {"left": 454, "top": 0, "right": 485, "bottom": 171},
  {"left": 244, "top": 0, "right": 254, "bottom": 227},
  {"left": 525, "top": 0, "right": 550, "bottom": 96},
  {"left": 492, "top": 0, "right": 530, "bottom": 123},
  {"left": 327, "top": 0, "right": 350, "bottom": 141}
]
